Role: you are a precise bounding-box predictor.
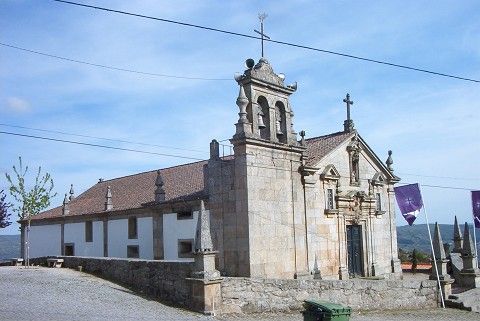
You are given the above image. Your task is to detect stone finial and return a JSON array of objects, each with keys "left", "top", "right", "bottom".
[
  {"left": 69, "top": 184, "right": 75, "bottom": 201},
  {"left": 462, "top": 222, "right": 475, "bottom": 257},
  {"left": 62, "top": 193, "right": 69, "bottom": 216},
  {"left": 104, "top": 186, "right": 112, "bottom": 211},
  {"left": 154, "top": 170, "right": 166, "bottom": 202},
  {"left": 452, "top": 215, "right": 463, "bottom": 253},
  {"left": 386, "top": 150, "right": 394, "bottom": 172},
  {"left": 236, "top": 85, "right": 249, "bottom": 124},
  {"left": 209, "top": 139, "right": 220, "bottom": 160},
  {"left": 433, "top": 222, "right": 447, "bottom": 260},
  {"left": 194, "top": 200, "right": 213, "bottom": 253},
  {"left": 299, "top": 130, "right": 306, "bottom": 146},
  {"left": 313, "top": 254, "right": 322, "bottom": 279}
]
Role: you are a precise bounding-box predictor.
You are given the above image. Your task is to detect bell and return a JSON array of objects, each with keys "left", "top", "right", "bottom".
[
  {"left": 276, "top": 121, "right": 283, "bottom": 135},
  {"left": 258, "top": 112, "right": 266, "bottom": 129}
]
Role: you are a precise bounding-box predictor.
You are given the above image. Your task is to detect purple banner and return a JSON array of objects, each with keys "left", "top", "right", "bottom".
[
  {"left": 394, "top": 183, "right": 423, "bottom": 226},
  {"left": 472, "top": 191, "right": 480, "bottom": 229}
]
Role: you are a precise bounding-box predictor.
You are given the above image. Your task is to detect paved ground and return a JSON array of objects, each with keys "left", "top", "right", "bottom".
[{"left": 1, "top": 266, "right": 479, "bottom": 321}]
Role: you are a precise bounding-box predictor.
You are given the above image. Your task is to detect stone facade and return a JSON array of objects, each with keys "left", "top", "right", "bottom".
[
  {"left": 26, "top": 57, "right": 402, "bottom": 283},
  {"left": 220, "top": 277, "right": 437, "bottom": 314},
  {"left": 207, "top": 58, "right": 400, "bottom": 280}
]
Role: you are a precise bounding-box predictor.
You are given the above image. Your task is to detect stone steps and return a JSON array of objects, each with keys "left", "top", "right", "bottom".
[{"left": 445, "top": 288, "right": 480, "bottom": 312}]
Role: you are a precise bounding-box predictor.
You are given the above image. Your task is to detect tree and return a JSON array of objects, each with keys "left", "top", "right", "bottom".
[
  {"left": 0, "top": 190, "right": 11, "bottom": 228},
  {"left": 410, "top": 249, "right": 418, "bottom": 273},
  {"left": 5, "top": 157, "right": 56, "bottom": 265},
  {"left": 5, "top": 157, "right": 56, "bottom": 220}
]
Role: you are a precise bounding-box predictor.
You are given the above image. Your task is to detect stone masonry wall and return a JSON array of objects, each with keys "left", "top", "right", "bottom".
[
  {"left": 34, "top": 256, "right": 194, "bottom": 307},
  {"left": 220, "top": 277, "right": 438, "bottom": 314}
]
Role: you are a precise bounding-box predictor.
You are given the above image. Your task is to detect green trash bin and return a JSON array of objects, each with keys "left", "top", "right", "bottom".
[{"left": 302, "top": 300, "right": 351, "bottom": 321}]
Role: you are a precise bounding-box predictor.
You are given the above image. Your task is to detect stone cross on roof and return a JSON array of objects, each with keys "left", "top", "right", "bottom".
[
  {"left": 254, "top": 13, "right": 270, "bottom": 58},
  {"left": 343, "top": 93, "right": 355, "bottom": 132}
]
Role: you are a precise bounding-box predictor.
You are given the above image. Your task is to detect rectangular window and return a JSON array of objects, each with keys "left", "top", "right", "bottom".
[
  {"left": 85, "top": 221, "right": 93, "bottom": 242},
  {"left": 327, "top": 189, "right": 335, "bottom": 210},
  {"left": 177, "top": 211, "right": 193, "bottom": 220},
  {"left": 127, "top": 245, "right": 139, "bottom": 258},
  {"left": 178, "top": 239, "right": 194, "bottom": 258},
  {"left": 128, "top": 217, "right": 138, "bottom": 239},
  {"left": 376, "top": 193, "right": 382, "bottom": 211}
]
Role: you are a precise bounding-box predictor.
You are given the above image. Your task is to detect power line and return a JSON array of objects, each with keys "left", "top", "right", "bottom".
[
  {"left": 0, "top": 43, "right": 230, "bottom": 81},
  {"left": 0, "top": 131, "right": 203, "bottom": 161},
  {"left": 0, "top": 123, "right": 205, "bottom": 153},
  {"left": 52, "top": 0, "right": 480, "bottom": 84},
  {"left": 398, "top": 172, "right": 480, "bottom": 181},
  {"left": 2, "top": 130, "right": 478, "bottom": 191}
]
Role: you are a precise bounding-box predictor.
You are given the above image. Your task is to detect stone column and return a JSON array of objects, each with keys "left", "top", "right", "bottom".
[
  {"left": 459, "top": 222, "right": 480, "bottom": 289},
  {"left": 429, "top": 223, "right": 454, "bottom": 297},
  {"left": 187, "top": 200, "right": 222, "bottom": 315}
]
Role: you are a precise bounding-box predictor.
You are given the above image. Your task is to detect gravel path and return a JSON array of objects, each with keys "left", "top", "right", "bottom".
[{"left": 1, "top": 266, "right": 479, "bottom": 321}]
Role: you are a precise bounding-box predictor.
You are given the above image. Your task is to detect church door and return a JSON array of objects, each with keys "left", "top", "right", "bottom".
[{"left": 347, "top": 225, "right": 363, "bottom": 277}]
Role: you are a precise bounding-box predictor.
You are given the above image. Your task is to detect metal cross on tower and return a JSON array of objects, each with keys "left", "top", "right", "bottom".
[
  {"left": 254, "top": 13, "right": 270, "bottom": 58},
  {"left": 343, "top": 93, "right": 355, "bottom": 132}
]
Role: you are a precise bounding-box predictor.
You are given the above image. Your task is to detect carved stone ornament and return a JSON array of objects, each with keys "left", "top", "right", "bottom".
[{"left": 244, "top": 58, "right": 285, "bottom": 87}]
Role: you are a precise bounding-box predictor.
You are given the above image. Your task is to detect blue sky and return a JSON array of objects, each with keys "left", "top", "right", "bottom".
[{"left": 1, "top": 0, "right": 479, "bottom": 235}]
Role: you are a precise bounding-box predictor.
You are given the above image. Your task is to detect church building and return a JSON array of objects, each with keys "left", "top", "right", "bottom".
[{"left": 24, "top": 57, "right": 402, "bottom": 280}]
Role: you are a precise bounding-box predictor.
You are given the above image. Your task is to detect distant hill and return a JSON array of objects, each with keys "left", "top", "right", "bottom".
[
  {"left": 0, "top": 235, "right": 20, "bottom": 260},
  {"left": 397, "top": 224, "right": 479, "bottom": 254}
]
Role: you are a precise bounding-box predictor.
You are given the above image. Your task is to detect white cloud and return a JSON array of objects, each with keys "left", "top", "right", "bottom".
[{"left": 5, "top": 97, "right": 30, "bottom": 113}]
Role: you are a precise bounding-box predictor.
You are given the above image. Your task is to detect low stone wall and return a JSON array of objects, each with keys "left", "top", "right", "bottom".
[
  {"left": 220, "top": 277, "right": 438, "bottom": 314},
  {"left": 33, "top": 256, "right": 194, "bottom": 307}
]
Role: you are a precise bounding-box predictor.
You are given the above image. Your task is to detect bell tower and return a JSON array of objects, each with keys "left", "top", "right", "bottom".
[
  {"left": 225, "top": 57, "right": 308, "bottom": 279},
  {"left": 233, "top": 58, "right": 298, "bottom": 145}
]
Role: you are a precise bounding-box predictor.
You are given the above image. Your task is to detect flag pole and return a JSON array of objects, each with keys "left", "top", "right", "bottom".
[
  {"left": 472, "top": 191, "right": 479, "bottom": 269},
  {"left": 473, "top": 219, "right": 479, "bottom": 269},
  {"left": 422, "top": 202, "right": 445, "bottom": 308}
]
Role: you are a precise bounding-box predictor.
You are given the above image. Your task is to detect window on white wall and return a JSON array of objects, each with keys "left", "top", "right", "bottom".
[
  {"left": 85, "top": 221, "right": 93, "bottom": 242},
  {"left": 128, "top": 217, "right": 138, "bottom": 239},
  {"left": 127, "top": 245, "right": 139, "bottom": 258},
  {"left": 178, "top": 239, "right": 193, "bottom": 258}
]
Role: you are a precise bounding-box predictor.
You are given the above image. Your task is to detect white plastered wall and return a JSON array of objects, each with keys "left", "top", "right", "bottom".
[
  {"left": 29, "top": 224, "right": 61, "bottom": 258},
  {"left": 163, "top": 211, "right": 199, "bottom": 261},
  {"left": 64, "top": 221, "right": 103, "bottom": 257},
  {"left": 107, "top": 216, "right": 153, "bottom": 259}
]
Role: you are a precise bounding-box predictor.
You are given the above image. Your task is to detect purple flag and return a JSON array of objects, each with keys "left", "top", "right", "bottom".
[
  {"left": 472, "top": 191, "right": 480, "bottom": 229},
  {"left": 394, "top": 183, "right": 423, "bottom": 226}
]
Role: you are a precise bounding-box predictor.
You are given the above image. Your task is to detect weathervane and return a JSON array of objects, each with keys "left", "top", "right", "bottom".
[{"left": 254, "top": 13, "right": 270, "bottom": 58}]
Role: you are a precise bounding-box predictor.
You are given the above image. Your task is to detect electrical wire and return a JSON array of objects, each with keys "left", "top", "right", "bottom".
[
  {"left": 0, "top": 131, "right": 203, "bottom": 161},
  {"left": 2, "top": 130, "right": 478, "bottom": 191},
  {"left": 52, "top": 0, "right": 480, "bottom": 84},
  {"left": 0, "top": 123, "right": 205, "bottom": 153},
  {"left": 0, "top": 42, "right": 230, "bottom": 81}
]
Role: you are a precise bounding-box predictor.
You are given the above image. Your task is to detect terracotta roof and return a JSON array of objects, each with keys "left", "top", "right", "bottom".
[
  {"left": 303, "top": 131, "right": 353, "bottom": 166},
  {"left": 32, "top": 160, "right": 208, "bottom": 221}
]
